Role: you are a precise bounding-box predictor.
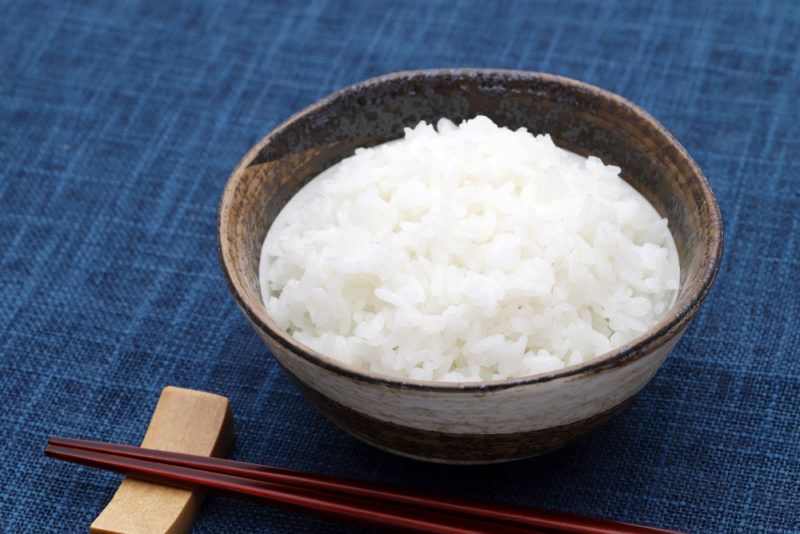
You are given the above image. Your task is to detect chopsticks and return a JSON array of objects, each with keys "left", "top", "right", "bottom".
[{"left": 46, "top": 437, "right": 683, "bottom": 534}]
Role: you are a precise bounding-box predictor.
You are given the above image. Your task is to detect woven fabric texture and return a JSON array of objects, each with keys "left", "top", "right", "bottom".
[{"left": 1, "top": 0, "right": 798, "bottom": 532}]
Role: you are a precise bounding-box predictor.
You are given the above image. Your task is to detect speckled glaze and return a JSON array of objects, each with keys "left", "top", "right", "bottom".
[{"left": 218, "top": 69, "right": 723, "bottom": 463}]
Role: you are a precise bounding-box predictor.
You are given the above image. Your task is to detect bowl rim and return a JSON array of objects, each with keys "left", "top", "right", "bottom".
[{"left": 218, "top": 68, "right": 723, "bottom": 393}]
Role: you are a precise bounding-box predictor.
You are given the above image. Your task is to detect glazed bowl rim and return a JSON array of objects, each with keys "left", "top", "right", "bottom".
[{"left": 218, "top": 68, "right": 723, "bottom": 393}]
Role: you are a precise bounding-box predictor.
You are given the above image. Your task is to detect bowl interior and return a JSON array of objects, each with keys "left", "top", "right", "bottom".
[{"left": 219, "top": 69, "right": 722, "bottom": 385}]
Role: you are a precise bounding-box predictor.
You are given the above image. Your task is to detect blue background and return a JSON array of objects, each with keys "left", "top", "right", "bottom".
[{"left": 1, "top": 0, "right": 798, "bottom": 532}]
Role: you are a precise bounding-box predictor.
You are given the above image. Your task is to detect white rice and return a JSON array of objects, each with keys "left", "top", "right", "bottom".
[{"left": 259, "top": 116, "right": 679, "bottom": 382}]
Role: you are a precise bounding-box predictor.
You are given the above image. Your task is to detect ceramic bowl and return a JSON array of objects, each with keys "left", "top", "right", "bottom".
[{"left": 218, "top": 69, "right": 722, "bottom": 463}]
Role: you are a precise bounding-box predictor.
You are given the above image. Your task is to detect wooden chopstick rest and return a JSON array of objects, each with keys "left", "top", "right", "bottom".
[{"left": 90, "top": 386, "right": 235, "bottom": 534}]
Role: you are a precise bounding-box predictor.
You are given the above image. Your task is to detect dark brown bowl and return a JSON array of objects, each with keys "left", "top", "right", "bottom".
[{"left": 218, "top": 69, "right": 723, "bottom": 463}]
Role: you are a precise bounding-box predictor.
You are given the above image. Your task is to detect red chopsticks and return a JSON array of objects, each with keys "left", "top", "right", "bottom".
[{"left": 46, "top": 437, "right": 684, "bottom": 534}]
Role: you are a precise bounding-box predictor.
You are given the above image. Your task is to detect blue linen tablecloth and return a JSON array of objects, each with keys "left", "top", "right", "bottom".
[{"left": 1, "top": 0, "right": 798, "bottom": 532}]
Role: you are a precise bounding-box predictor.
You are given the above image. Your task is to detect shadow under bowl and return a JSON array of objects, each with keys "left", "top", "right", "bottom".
[{"left": 218, "top": 69, "right": 723, "bottom": 464}]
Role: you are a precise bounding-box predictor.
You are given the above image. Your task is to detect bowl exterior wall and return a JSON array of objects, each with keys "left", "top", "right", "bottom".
[{"left": 252, "top": 319, "right": 684, "bottom": 463}]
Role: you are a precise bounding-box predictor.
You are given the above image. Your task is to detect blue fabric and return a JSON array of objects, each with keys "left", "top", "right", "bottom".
[{"left": 1, "top": 0, "right": 798, "bottom": 532}]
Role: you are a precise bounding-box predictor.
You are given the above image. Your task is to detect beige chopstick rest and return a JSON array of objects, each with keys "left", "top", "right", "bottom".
[{"left": 90, "top": 386, "right": 235, "bottom": 534}]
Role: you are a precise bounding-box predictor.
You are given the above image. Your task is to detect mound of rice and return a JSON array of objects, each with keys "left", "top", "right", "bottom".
[{"left": 260, "top": 116, "right": 679, "bottom": 382}]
